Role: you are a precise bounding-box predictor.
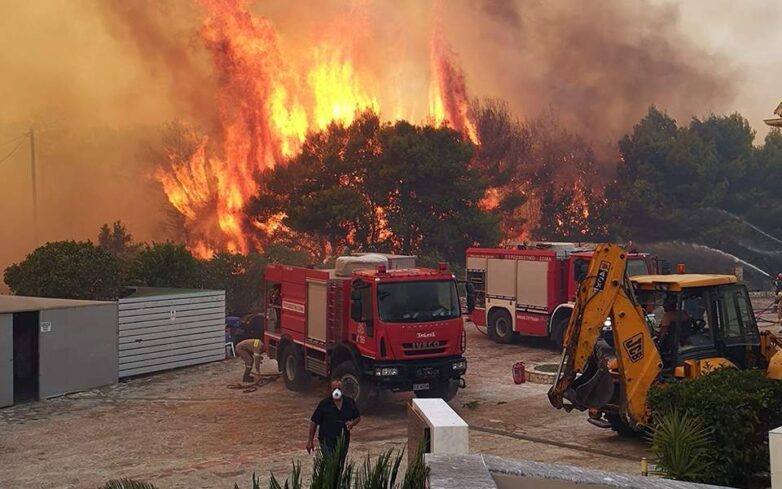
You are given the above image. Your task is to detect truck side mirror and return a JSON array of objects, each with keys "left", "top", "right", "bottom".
[
  {"left": 465, "top": 282, "right": 476, "bottom": 314},
  {"left": 660, "top": 260, "right": 672, "bottom": 275}
]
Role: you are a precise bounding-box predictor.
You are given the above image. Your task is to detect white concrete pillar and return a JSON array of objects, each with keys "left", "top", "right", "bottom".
[
  {"left": 772, "top": 426, "right": 782, "bottom": 489},
  {"left": 411, "top": 398, "right": 469, "bottom": 455}
]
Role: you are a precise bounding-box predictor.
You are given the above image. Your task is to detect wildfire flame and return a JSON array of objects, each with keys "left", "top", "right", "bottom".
[{"left": 154, "top": 0, "right": 479, "bottom": 258}]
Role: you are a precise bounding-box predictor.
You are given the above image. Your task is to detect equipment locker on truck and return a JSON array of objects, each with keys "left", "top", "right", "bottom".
[
  {"left": 264, "top": 254, "right": 473, "bottom": 409},
  {"left": 466, "top": 243, "right": 659, "bottom": 346}
]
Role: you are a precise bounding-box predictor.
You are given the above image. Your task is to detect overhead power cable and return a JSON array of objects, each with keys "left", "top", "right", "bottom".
[{"left": 0, "top": 136, "right": 26, "bottom": 167}]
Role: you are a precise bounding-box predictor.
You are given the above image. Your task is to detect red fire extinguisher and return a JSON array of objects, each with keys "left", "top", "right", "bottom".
[{"left": 512, "top": 361, "right": 526, "bottom": 384}]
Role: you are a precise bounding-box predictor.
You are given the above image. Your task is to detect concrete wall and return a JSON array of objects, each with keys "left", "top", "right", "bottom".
[
  {"left": 772, "top": 426, "right": 781, "bottom": 489},
  {"left": 411, "top": 398, "right": 469, "bottom": 455},
  {"left": 427, "top": 454, "right": 730, "bottom": 489},
  {"left": 39, "top": 304, "right": 118, "bottom": 398},
  {"left": 0, "top": 313, "right": 11, "bottom": 407}
]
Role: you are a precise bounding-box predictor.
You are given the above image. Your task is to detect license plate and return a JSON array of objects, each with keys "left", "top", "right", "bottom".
[{"left": 412, "top": 383, "right": 430, "bottom": 391}]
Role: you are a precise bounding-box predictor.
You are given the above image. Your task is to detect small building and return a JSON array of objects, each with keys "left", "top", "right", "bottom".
[
  {"left": 117, "top": 287, "right": 226, "bottom": 378},
  {"left": 0, "top": 295, "right": 118, "bottom": 408}
]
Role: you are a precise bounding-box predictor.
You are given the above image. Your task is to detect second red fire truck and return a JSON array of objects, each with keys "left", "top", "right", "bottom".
[
  {"left": 264, "top": 254, "right": 472, "bottom": 409},
  {"left": 466, "top": 243, "right": 660, "bottom": 346}
]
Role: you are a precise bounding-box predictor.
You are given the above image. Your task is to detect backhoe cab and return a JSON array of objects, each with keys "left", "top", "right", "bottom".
[{"left": 548, "top": 244, "right": 782, "bottom": 435}]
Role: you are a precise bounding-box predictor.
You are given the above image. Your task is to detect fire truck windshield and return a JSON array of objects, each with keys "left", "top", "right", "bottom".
[
  {"left": 377, "top": 280, "right": 460, "bottom": 323},
  {"left": 627, "top": 258, "right": 650, "bottom": 277}
]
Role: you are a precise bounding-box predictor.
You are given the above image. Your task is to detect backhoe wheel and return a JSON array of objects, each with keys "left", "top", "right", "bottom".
[
  {"left": 282, "top": 345, "right": 308, "bottom": 391},
  {"left": 488, "top": 309, "right": 514, "bottom": 344},
  {"left": 415, "top": 380, "right": 459, "bottom": 402},
  {"left": 606, "top": 413, "right": 641, "bottom": 438},
  {"left": 551, "top": 315, "right": 570, "bottom": 349},
  {"left": 333, "top": 361, "right": 378, "bottom": 412}
]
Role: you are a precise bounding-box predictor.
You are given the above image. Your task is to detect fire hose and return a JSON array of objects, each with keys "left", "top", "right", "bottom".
[{"left": 226, "top": 373, "right": 281, "bottom": 394}]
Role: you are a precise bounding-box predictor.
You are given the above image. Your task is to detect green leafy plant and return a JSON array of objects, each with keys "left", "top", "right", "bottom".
[
  {"left": 268, "top": 465, "right": 301, "bottom": 489},
  {"left": 649, "top": 368, "right": 782, "bottom": 486},
  {"left": 101, "top": 480, "right": 158, "bottom": 489},
  {"left": 647, "top": 409, "right": 712, "bottom": 481},
  {"left": 354, "top": 449, "right": 403, "bottom": 489}
]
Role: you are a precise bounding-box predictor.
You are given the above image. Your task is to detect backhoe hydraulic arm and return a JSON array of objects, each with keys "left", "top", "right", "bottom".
[{"left": 547, "top": 244, "right": 663, "bottom": 428}]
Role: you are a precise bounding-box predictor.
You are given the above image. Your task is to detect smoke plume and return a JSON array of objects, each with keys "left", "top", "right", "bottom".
[{"left": 0, "top": 0, "right": 738, "bottom": 273}]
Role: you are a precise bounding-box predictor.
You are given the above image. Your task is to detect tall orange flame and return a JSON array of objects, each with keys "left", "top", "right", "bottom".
[{"left": 155, "top": 0, "right": 479, "bottom": 257}]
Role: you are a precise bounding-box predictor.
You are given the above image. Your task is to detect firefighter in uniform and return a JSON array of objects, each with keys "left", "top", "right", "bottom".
[{"left": 236, "top": 338, "right": 264, "bottom": 383}]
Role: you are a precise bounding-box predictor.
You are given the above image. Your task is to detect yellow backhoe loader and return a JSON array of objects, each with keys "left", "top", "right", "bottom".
[{"left": 548, "top": 244, "right": 782, "bottom": 435}]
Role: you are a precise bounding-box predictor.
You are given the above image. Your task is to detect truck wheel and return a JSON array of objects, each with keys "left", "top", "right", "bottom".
[
  {"left": 415, "top": 380, "right": 459, "bottom": 402},
  {"left": 333, "top": 361, "right": 377, "bottom": 412},
  {"left": 606, "top": 413, "right": 641, "bottom": 437},
  {"left": 551, "top": 315, "right": 570, "bottom": 349},
  {"left": 281, "top": 345, "right": 308, "bottom": 391},
  {"left": 488, "top": 309, "right": 514, "bottom": 344}
]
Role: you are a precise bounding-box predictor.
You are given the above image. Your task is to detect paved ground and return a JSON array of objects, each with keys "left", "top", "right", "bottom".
[
  {"left": 0, "top": 320, "right": 656, "bottom": 489},
  {"left": 4, "top": 296, "right": 780, "bottom": 489}
]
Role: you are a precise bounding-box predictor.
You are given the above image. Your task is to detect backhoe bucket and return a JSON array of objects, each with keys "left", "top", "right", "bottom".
[{"left": 564, "top": 354, "right": 614, "bottom": 410}]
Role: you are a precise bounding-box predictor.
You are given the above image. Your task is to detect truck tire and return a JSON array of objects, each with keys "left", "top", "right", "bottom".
[
  {"left": 415, "top": 380, "right": 459, "bottom": 402},
  {"left": 281, "top": 345, "right": 308, "bottom": 391},
  {"left": 606, "top": 413, "right": 641, "bottom": 437},
  {"left": 551, "top": 315, "right": 569, "bottom": 349},
  {"left": 333, "top": 361, "right": 377, "bottom": 412},
  {"left": 488, "top": 309, "right": 514, "bottom": 344}
]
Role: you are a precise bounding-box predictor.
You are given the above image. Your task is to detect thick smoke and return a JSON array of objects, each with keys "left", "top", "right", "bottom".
[
  {"left": 442, "top": 0, "right": 734, "bottom": 153},
  {"left": 0, "top": 0, "right": 745, "bottom": 275}
]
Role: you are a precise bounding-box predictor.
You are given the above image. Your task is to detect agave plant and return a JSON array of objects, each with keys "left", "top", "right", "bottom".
[
  {"left": 647, "top": 409, "right": 713, "bottom": 482},
  {"left": 101, "top": 480, "right": 159, "bottom": 489}
]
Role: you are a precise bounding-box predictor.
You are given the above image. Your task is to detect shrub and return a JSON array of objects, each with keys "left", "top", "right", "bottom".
[
  {"left": 127, "top": 242, "right": 202, "bottom": 288},
  {"left": 648, "top": 368, "right": 782, "bottom": 486},
  {"left": 101, "top": 480, "right": 158, "bottom": 489},
  {"left": 4, "top": 241, "right": 123, "bottom": 300},
  {"left": 647, "top": 409, "right": 712, "bottom": 482},
  {"left": 201, "top": 252, "right": 267, "bottom": 315}
]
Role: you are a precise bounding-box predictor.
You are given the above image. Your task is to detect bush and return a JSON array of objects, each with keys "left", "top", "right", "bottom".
[
  {"left": 201, "top": 252, "right": 267, "bottom": 315},
  {"left": 648, "top": 368, "right": 782, "bottom": 486},
  {"left": 647, "top": 409, "right": 712, "bottom": 482},
  {"left": 4, "top": 241, "right": 123, "bottom": 300},
  {"left": 127, "top": 242, "right": 202, "bottom": 288}
]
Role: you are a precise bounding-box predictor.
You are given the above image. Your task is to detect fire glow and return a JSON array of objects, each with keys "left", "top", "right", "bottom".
[{"left": 155, "top": 0, "right": 477, "bottom": 258}]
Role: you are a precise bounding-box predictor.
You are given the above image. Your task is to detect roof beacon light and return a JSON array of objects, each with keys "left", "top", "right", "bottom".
[
  {"left": 377, "top": 264, "right": 387, "bottom": 274},
  {"left": 676, "top": 263, "right": 686, "bottom": 274},
  {"left": 438, "top": 262, "right": 448, "bottom": 271}
]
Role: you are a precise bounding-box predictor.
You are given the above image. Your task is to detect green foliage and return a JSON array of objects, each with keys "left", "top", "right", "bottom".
[
  {"left": 309, "top": 437, "right": 353, "bottom": 489},
  {"left": 127, "top": 242, "right": 201, "bottom": 288},
  {"left": 4, "top": 241, "right": 123, "bottom": 300},
  {"left": 100, "top": 480, "right": 158, "bottom": 489},
  {"left": 263, "top": 243, "right": 312, "bottom": 267},
  {"left": 268, "top": 465, "right": 301, "bottom": 489},
  {"left": 607, "top": 107, "right": 782, "bottom": 275},
  {"left": 201, "top": 252, "right": 266, "bottom": 315},
  {"left": 401, "top": 441, "right": 429, "bottom": 489},
  {"left": 648, "top": 368, "right": 782, "bottom": 486},
  {"left": 354, "top": 449, "right": 403, "bottom": 489},
  {"left": 647, "top": 409, "right": 712, "bottom": 482},
  {"left": 98, "top": 220, "right": 140, "bottom": 258},
  {"left": 248, "top": 111, "right": 499, "bottom": 263}
]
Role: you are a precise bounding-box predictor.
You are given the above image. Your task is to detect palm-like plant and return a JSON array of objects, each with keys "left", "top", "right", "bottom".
[
  {"left": 101, "top": 480, "right": 158, "bottom": 489},
  {"left": 647, "top": 409, "right": 713, "bottom": 482}
]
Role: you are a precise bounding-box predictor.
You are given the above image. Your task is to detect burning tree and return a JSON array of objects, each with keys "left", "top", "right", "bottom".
[{"left": 247, "top": 111, "right": 499, "bottom": 263}]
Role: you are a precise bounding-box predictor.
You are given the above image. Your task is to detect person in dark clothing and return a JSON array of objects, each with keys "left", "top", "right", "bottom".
[{"left": 306, "top": 379, "right": 361, "bottom": 462}]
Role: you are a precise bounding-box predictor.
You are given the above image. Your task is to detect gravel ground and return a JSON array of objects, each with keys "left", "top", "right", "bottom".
[{"left": 3, "top": 297, "right": 778, "bottom": 489}]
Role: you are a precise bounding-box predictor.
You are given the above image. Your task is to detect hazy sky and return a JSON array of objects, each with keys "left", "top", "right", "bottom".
[
  {"left": 652, "top": 0, "right": 782, "bottom": 138},
  {"left": 0, "top": 0, "right": 780, "bottom": 275}
]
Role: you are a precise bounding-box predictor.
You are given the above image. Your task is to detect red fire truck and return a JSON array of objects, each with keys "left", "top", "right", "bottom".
[
  {"left": 466, "top": 243, "right": 660, "bottom": 346},
  {"left": 264, "top": 254, "right": 472, "bottom": 409}
]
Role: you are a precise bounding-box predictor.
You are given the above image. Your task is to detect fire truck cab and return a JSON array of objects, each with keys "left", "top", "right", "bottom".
[
  {"left": 264, "top": 254, "right": 470, "bottom": 409},
  {"left": 466, "top": 243, "right": 659, "bottom": 346}
]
